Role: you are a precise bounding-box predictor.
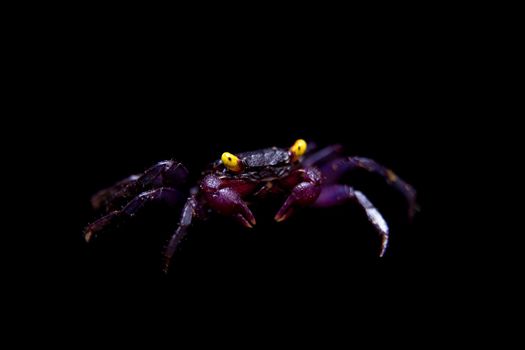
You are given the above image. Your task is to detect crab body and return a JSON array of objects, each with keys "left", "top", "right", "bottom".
[
  {"left": 214, "top": 147, "right": 292, "bottom": 180},
  {"left": 200, "top": 145, "right": 321, "bottom": 226},
  {"left": 84, "top": 140, "right": 417, "bottom": 273}
]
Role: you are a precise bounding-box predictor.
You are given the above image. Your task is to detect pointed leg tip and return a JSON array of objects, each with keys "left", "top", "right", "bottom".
[
  {"left": 379, "top": 236, "right": 389, "bottom": 257},
  {"left": 409, "top": 204, "right": 420, "bottom": 221},
  {"left": 162, "top": 255, "right": 172, "bottom": 274},
  {"left": 84, "top": 230, "right": 93, "bottom": 243},
  {"left": 378, "top": 246, "right": 387, "bottom": 257},
  {"left": 274, "top": 214, "right": 285, "bottom": 223}
]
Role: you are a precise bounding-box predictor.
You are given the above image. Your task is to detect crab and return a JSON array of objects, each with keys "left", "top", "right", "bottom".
[{"left": 84, "top": 140, "right": 417, "bottom": 273}]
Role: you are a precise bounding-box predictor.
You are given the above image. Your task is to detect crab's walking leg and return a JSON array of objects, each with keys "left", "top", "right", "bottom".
[
  {"left": 314, "top": 185, "right": 389, "bottom": 257},
  {"left": 84, "top": 188, "right": 184, "bottom": 242},
  {"left": 90, "top": 174, "right": 140, "bottom": 210},
  {"left": 302, "top": 144, "right": 344, "bottom": 167},
  {"left": 162, "top": 195, "right": 199, "bottom": 274},
  {"left": 91, "top": 160, "right": 188, "bottom": 213},
  {"left": 321, "top": 157, "right": 417, "bottom": 220},
  {"left": 275, "top": 168, "right": 322, "bottom": 222}
]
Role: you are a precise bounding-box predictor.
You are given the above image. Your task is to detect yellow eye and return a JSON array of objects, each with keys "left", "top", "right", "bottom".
[
  {"left": 290, "top": 139, "right": 307, "bottom": 161},
  {"left": 221, "top": 152, "right": 242, "bottom": 172}
]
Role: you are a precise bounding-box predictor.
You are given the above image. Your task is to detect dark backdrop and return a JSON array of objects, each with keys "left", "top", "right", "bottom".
[
  {"left": 48, "top": 88, "right": 441, "bottom": 290},
  {"left": 28, "top": 34, "right": 458, "bottom": 316},
  {"left": 8, "top": 12, "right": 504, "bottom": 345}
]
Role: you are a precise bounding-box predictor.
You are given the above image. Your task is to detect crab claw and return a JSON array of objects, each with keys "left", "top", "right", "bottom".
[
  {"left": 228, "top": 196, "right": 256, "bottom": 228},
  {"left": 275, "top": 179, "right": 321, "bottom": 223},
  {"left": 274, "top": 206, "right": 294, "bottom": 223},
  {"left": 201, "top": 176, "right": 257, "bottom": 229}
]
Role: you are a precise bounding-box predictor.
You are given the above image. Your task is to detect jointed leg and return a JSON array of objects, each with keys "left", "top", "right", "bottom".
[
  {"left": 314, "top": 185, "right": 389, "bottom": 257},
  {"left": 162, "top": 195, "right": 199, "bottom": 274},
  {"left": 90, "top": 175, "right": 140, "bottom": 211},
  {"left": 91, "top": 160, "right": 188, "bottom": 213},
  {"left": 302, "top": 144, "right": 344, "bottom": 168},
  {"left": 320, "top": 157, "right": 417, "bottom": 220},
  {"left": 84, "top": 187, "right": 184, "bottom": 242}
]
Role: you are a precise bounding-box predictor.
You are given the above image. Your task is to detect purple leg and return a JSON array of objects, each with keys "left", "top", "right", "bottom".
[
  {"left": 275, "top": 168, "right": 322, "bottom": 222},
  {"left": 302, "top": 144, "right": 343, "bottom": 167},
  {"left": 162, "top": 195, "right": 199, "bottom": 273},
  {"left": 320, "top": 157, "right": 417, "bottom": 220},
  {"left": 84, "top": 187, "right": 184, "bottom": 242},
  {"left": 90, "top": 175, "right": 140, "bottom": 211},
  {"left": 314, "top": 185, "right": 390, "bottom": 257},
  {"left": 91, "top": 160, "right": 188, "bottom": 213}
]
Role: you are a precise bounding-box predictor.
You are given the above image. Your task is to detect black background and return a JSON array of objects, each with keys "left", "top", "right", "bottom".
[
  {"left": 9, "top": 9, "right": 515, "bottom": 346},
  {"left": 21, "top": 24, "right": 471, "bottom": 325},
  {"left": 46, "top": 68, "right": 443, "bottom": 292}
]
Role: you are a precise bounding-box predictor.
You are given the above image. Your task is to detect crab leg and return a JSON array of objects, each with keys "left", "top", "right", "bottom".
[
  {"left": 91, "top": 160, "right": 188, "bottom": 213},
  {"left": 320, "top": 157, "right": 417, "bottom": 220},
  {"left": 302, "top": 144, "right": 343, "bottom": 167},
  {"left": 84, "top": 187, "right": 184, "bottom": 242},
  {"left": 162, "top": 195, "right": 199, "bottom": 274},
  {"left": 313, "top": 184, "right": 389, "bottom": 257},
  {"left": 90, "top": 174, "right": 140, "bottom": 211}
]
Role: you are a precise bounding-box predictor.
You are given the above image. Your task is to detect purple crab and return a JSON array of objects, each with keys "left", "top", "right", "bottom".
[{"left": 84, "top": 140, "right": 416, "bottom": 273}]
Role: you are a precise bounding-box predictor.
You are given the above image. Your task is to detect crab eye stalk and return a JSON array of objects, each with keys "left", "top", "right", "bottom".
[
  {"left": 290, "top": 139, "right": 307, "bottom": 161},
  {"left": 221, "top": 152, "right": 242, "bottom": 172}
]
